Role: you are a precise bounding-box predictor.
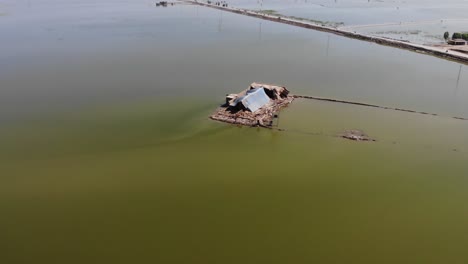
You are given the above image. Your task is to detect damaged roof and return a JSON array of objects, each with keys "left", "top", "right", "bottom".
[
  {"left": 242, "top": 88, "right": 270, "bottom": 112},
  {"left": 230, "top": 88, "right": 271, "bottom": 112}
]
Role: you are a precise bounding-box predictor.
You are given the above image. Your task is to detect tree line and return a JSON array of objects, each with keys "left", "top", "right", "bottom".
[{"left": 444, "top": 31, "right": 468, "bottom": 41}]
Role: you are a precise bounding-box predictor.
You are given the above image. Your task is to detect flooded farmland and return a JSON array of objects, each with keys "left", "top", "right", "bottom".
[
  {"left": 230, "top": 0, "right": 468, "bottom": 44},
  {"left": 1, "top": 0, "right": 468, "bottom": 263}
]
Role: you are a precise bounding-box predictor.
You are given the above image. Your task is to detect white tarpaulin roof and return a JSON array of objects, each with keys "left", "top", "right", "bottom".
[{"left": 242, "top": 88, "right": 270, "bottom": 112}]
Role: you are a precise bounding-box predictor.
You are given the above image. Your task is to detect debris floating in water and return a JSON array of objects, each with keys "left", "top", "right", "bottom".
[
  {"left": 210, "top": 82, "right": 293, "bottom": 127},
  {"left": 340, "top": 130, "right": 376, "bottom": 142},
  {"left": 155, "top": 1, "right": 179, "bottom": 7}
]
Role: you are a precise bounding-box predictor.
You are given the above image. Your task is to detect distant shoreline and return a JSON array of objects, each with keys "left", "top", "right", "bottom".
[{"left": 186, "top": 0, "right": 468, "bottom": 66}]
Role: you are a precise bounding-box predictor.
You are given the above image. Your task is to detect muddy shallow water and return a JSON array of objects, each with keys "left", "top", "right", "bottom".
[{"left": 1, "top": 1, "right": 468, "bottom": 263}]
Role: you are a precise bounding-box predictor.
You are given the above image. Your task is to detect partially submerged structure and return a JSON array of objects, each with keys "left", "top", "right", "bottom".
[
  {"left": 156, "top": 1, "right": 168, "bottom": 7},
  {"left": 448, "top": 39, "right": 467, "bottom": 46},
  {"left": 156, "top": 1, "right": 177, "bottom": 7},
  {"left": 210, "top": 83, "right": 293, "bottom": 127}
]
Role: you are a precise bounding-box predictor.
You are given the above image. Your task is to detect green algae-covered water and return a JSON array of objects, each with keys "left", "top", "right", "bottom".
[{"left": 1, "top": 1, "right": 468, "bottom": 263}]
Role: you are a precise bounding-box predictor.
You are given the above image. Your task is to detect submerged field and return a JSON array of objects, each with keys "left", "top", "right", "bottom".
[
  {"left": 230, "top": 0, "right": 468, "bottom": 25},
  {"left": 229, "top": 0, "right": 468, "bottom": 44},
  {"left": 1, "top": 0, "right": 468, "bottom": 263}
]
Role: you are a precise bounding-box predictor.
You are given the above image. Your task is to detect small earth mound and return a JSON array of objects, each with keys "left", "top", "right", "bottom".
[{"left": 340, "top": 130, "right": 375, "bottom": 142}]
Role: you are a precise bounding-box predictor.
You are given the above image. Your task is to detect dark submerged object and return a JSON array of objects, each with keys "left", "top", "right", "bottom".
[{"left": 340, "top": 130, "right": 376, "bottom": 142}]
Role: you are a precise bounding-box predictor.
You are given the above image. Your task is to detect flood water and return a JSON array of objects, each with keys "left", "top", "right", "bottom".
[
  {"left": 231, "top": 0, "right": 468, "bottom": 25},
  {"left": 1, "top": 1, "right": 468, "bottom": 263},
  {"left": 230, "top": 0, "right": 468, "bottom": 43}
]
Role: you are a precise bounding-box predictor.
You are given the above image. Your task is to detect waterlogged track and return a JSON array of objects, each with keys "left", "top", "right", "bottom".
[{"left": 186, "top": 1, "right": 468, "bottom": 65}]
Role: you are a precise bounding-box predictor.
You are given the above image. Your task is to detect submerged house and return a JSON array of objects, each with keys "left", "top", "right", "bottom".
[
  {"left": 226, "top": 83, "right": 289, "bottom": 113},
  {"left": 448, "top": 39, "right": 467, "bottom": 46},
  {"left": 211, "top": 82, "right": 293, "bottom": 127}
]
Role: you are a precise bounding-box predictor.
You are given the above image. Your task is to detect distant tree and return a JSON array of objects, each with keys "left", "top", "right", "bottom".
[
  {"left": 452, "top": 32, "right": 462, "bottom": 39},
  {"left": 444, "top": 31, "right": 450, "bottom": 40},
  {"left": 462, "top": 33, "right": 468, "bottom": 41}
]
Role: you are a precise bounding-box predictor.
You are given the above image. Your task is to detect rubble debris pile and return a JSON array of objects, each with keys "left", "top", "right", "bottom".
[{"left": 210, "top": 82, "right": 294, "bottom": 127}]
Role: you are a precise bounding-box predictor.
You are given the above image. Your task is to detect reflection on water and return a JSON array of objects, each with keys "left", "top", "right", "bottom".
[{"left": 1, "top": 1, "right": 468, "bottom": 263}]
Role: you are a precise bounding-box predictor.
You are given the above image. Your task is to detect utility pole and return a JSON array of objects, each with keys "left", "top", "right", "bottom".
[
  {"left": 259, "top": 22, "right": 262, "bottom": 41},
  {"left": 455, "top": 65, "right": 462, "bottom": 95},
  {"left": 218, "top": 10, "right": 223, "bottom": 32}
]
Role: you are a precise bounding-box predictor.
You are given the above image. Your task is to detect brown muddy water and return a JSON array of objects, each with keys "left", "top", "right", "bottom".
[{"left": 1, "top": 1, "right": 468, "bottom": 263}]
